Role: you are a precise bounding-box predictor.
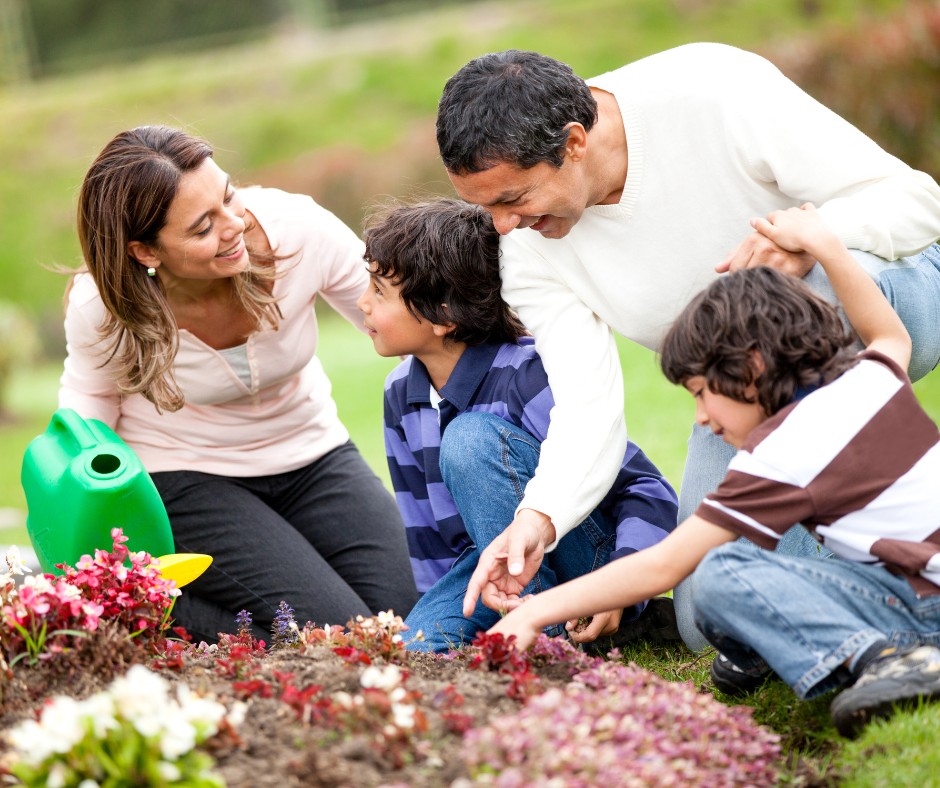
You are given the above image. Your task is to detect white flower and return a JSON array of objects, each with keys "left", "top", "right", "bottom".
[
  {"left": 39, "top": 696, "right": 88, "bottom": 753},
  {"left": 5, "top": 546, "right": 31, "bottom": 575},
  {"left": 377, "top": 610, "right": 395, "bottom": 626},
  {"left": 332, "top": 692, "right": 354, "bottom": 709},
  {"left": 110, "top": 666, "right": 170, "bottom": 727},
  {"left": 392, "top": 702, "right": 416, "bottom": 729},
  {"left": 392, "top": 634, "right": 403, "bottom": 644},
  {"left": 7, "top": 720, "right": 57, "bottom": 767},
  {"left": 390, "top": 687, "right": 407, "bottom": 703},
  {"left": 77, "top": 781, "right": 100, "bottom": 788},
  {"left": 156, "top": 761, "right": 182, "bottom": 781},
  {"left": 23, "top": 574, "right": 53, "bottom": 594},
  {"left": 78, "top": 692, "right": 118, "bottom": 739},
  {"left": 46, "top": 762, "right": 67, "bottom": 788},
  {"left": 227, "top": 701, "right": 247, "bottom": 728},
  {"left": 157, "top": 716, "right": 197, "bottom": 760},
  {"left": 359, "top": 665, "right": 402, "bottom": 691},
  {"left": 176, "top": 685, "right": 225, "bottom": 732}
]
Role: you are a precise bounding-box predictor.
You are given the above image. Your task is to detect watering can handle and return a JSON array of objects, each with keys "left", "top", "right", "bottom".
[{"left": 50, "top": 409, "right": 100, "bottom": 452}]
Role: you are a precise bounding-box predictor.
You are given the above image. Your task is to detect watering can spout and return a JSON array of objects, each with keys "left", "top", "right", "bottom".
[{"left": 155, "top": 553, "right": 213, "bottom": 588}]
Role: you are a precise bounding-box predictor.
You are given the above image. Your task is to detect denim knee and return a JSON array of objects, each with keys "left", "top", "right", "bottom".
[
  {"left": 439, "top": 412, "right": 506, "bottom": 481},
  {"left": 690, "top": 542, "right": 758, "bottom": 626}
]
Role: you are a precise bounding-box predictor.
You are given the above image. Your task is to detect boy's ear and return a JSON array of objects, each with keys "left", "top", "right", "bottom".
[
  {"left": 432, "top": 304, "right": 457, "bottom": 338},
  {"left": 432, "top": 322, "right": 458, "bottom": 338},
  {"left": 749, "top": 350, "right": 767, "bottom": 377}
]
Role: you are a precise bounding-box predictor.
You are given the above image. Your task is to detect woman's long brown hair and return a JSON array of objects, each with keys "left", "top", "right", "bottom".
[{"left": 73, "top": 126, "right": 283, "bottom": 413}]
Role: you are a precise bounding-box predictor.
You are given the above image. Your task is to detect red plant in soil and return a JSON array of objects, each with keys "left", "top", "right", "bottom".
[{"left": 466, "top": 631, "right": 542, "bottom": 699}]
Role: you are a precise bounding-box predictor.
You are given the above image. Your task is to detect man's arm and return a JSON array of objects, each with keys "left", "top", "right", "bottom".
[
  {"left": 714, "top": 46, "right": 940, "bottom": 273},
  {"left": 752, "top": 204, "right": 913, "bottom": 371},
  {"left": 488, "top": 515, "right": 736, "bottom": 652},
  {"left": 463, "top": 245, "right": 628, "bottom": 615}
]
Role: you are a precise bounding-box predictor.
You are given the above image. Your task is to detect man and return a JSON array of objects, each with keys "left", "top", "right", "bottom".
[{"left": 437, "top": 44, "right": 940, "bottom": 651}]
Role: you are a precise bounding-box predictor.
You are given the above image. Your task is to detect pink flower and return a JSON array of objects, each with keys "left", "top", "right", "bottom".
[{"left": 110, "top": 528, "right": 129, "bottom": 545}]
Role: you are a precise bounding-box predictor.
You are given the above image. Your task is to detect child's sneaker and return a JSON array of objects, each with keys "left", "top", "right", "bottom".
[
  {"left": 710, "top": 652, "right": 776, "bottom": 697},
  {"left": 830, "top": 644, "right": 940, "bottom": 738}
]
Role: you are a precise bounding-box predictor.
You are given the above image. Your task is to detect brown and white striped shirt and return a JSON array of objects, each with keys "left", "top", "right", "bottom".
[{"left": 696, "top": 350, "right": 940, "bottom": 596}]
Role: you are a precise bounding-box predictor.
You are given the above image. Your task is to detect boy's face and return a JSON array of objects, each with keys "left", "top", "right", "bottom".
[
  {"left": 685, "top": 376, "right": 767, "bottom": 450},
  {"left": 356, "top": 268, "right": 444, "bottom": 358}
]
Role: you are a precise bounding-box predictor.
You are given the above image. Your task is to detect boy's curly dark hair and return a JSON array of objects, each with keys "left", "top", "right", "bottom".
[
  {"left": 363, "top": 199, "right": 526, "bottom": 346},
  {"left": 660, "top": 267, "right": 859, "bottom": 415}
]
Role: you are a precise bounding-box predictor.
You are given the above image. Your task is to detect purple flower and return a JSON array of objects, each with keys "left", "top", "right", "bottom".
[
  {"left": 270, "top": 601, "right": 300, "bottom": 650},
  {"left": 235, "top": 609, "right": 252, "bottom": 638}
]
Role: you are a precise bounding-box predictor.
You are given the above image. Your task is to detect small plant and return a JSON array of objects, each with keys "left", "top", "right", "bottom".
[
  {"left": 0, "top": 546, "right": 98, "bottom": 668},
  {"left": 463, "top": 660, "right": 782, "bottom": 787},
  {"left": 5, "top": 664, "right": 245, "bottom": 787},
  {"left": 270, "top": 602, "right": 301, "bottom": 650},
  {"left": 463, "top": 631, "right": 542, "bottom": 700}
]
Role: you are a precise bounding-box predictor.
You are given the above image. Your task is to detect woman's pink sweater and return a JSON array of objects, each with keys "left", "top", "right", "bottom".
[{"left": 59, "top": 187, "right": 369, "bottom": 477}]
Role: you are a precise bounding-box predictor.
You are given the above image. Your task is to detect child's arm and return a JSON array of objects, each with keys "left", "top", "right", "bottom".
[
  {"left": 566, "top": 449, "right": 679, "bottom": 644},
  {"left": 488, "top": 515, "right": 736, "bottom": 651},
  {"left": 751, "top": 204, "right": 913, "bottom": 371}
]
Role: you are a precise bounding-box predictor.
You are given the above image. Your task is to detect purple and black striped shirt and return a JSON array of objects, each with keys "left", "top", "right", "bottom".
[{"left": 384, "top": 339, "right": 679, "bottom": 593}]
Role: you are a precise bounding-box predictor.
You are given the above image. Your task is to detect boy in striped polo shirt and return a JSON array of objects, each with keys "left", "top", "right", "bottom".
[
  {"left": 485, "top": 203, "right": 940, "bottom": 737},
  {"left": 356, "top": 199, "right": 679, "bottom": 653}
]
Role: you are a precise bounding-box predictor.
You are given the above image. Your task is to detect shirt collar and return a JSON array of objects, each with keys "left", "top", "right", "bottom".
[{"left": 405, "top": 343, "right": 504, "bottom": 410}]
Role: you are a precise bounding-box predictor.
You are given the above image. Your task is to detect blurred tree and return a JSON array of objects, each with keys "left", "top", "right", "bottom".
[
  {"left": 25, "top": 0, "right": 285, "bottom": 73},
  {"left": 768, "top": 0, "right": 940, "bottom": 178},
  {"left": 0, "top": 0, "right": 36, "bottom": 83}
]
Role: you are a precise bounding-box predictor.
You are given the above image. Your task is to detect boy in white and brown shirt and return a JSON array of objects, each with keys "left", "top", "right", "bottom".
[{"left": 478, "top": 203, "right": 940, "bottom": 738}]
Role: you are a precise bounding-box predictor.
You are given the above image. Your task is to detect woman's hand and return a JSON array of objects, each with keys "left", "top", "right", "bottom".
[{"left": 564, "top": 608, "right": 623, "bottom": 644}]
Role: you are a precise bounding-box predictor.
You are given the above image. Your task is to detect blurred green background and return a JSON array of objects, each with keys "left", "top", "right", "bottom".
[{"left": 2, "top": 0, "right": 939, "bottom": 546}]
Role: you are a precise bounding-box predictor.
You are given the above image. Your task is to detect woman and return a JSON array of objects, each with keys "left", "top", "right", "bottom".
[{"left": 61, "top": 126, "right": 419, "bottom": 643}]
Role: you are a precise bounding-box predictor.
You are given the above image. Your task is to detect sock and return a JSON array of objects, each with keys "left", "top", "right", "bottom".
[{"left": 851, "top": 639, "right": 891, "bottom": 678}]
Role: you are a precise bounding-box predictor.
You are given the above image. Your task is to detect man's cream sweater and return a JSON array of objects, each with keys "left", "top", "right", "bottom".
[{"left": 500, "top": 43, "right": 940, "bottom": 545}]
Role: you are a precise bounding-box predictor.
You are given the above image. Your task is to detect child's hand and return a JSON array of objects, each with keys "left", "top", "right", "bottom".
[
  {"left": 750, "top": 203, "right": 838, "bottom": 259},
  {"left": 487, "top": 602, "right": 543, "bottom": 653},
  {"left": 564, "top": 608, "right": 623, "bottom": 643}
]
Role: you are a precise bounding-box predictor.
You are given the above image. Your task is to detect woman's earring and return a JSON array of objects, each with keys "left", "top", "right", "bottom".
[{"left": 147, "top": 267, "right": 156, "bottom": 277}]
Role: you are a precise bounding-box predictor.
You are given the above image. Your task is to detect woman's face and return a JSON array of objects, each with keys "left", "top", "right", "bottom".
[{"left": 132, "top": 158, "right": 248, "bottom": 282}]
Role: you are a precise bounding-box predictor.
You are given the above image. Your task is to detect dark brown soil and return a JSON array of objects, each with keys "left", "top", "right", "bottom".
[{"left": 0, "top": 642, "right": 579, "bottom": 788}]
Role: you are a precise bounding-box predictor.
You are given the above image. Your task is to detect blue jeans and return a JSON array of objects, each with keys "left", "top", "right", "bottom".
[
  {"left": 674, "top": 243, "right": 940, "bottom": 651},
  {"left": 404, "top": 412, "right": 619, "bottom": 653},
  {"left": 691, "top": 540, "right": 940, "bottom": 698}
]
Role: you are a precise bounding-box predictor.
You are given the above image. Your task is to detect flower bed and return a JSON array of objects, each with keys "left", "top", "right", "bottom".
[{"left": 0, "top": 534, "right": 781, "bottom": 787}]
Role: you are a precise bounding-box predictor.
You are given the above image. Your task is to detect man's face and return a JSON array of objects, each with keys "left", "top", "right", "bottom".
[{"left": 448, "top": 158, "right": 589, "bottom": 240}]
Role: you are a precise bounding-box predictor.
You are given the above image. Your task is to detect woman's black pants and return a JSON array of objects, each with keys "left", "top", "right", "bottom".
[{"left": 150, "top": 441, "right": 419, "bottom": 644}]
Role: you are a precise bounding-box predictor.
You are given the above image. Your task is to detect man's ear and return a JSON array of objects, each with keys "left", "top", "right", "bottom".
[
  {"left": 127, "top": 240, "right": 159, "bottom": 268},
  {"left": 563, "top": 123, "right": 588, "bottom": 163}
]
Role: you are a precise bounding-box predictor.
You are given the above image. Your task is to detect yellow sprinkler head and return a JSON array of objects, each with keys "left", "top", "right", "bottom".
[{"left": 154, "top": 553, "right": 212, "bottom": 588}]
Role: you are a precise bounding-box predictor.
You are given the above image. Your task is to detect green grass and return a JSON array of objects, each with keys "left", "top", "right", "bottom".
[{"left": 839, "top": 701, "right": 940, "bottom": 787}]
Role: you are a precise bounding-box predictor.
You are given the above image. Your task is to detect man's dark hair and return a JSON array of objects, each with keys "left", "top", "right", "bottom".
[
  {"left": 363, "top": 199, "right": 526, "bottom": 346},
  {"left": 437, "top": 50, "right": 598, "bottom": 174},
  {"left": 660, "top": 267, "right": 859, "bottom": 416}
]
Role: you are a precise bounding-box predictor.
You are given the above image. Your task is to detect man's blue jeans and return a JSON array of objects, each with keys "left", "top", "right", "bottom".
[
  {"left": 675, "top": 244, "right": 940, "bottom": 651},
  {"left": 691, "top": 540, "right": 940, "bottom": 699},
  {"left": 404, "top": 411, "right": 619, "bottom": 653}
]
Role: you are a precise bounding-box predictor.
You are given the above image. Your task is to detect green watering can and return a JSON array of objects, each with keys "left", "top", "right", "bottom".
[{"left": 21, "top": 408, "right": 211, "bottom": 587}]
